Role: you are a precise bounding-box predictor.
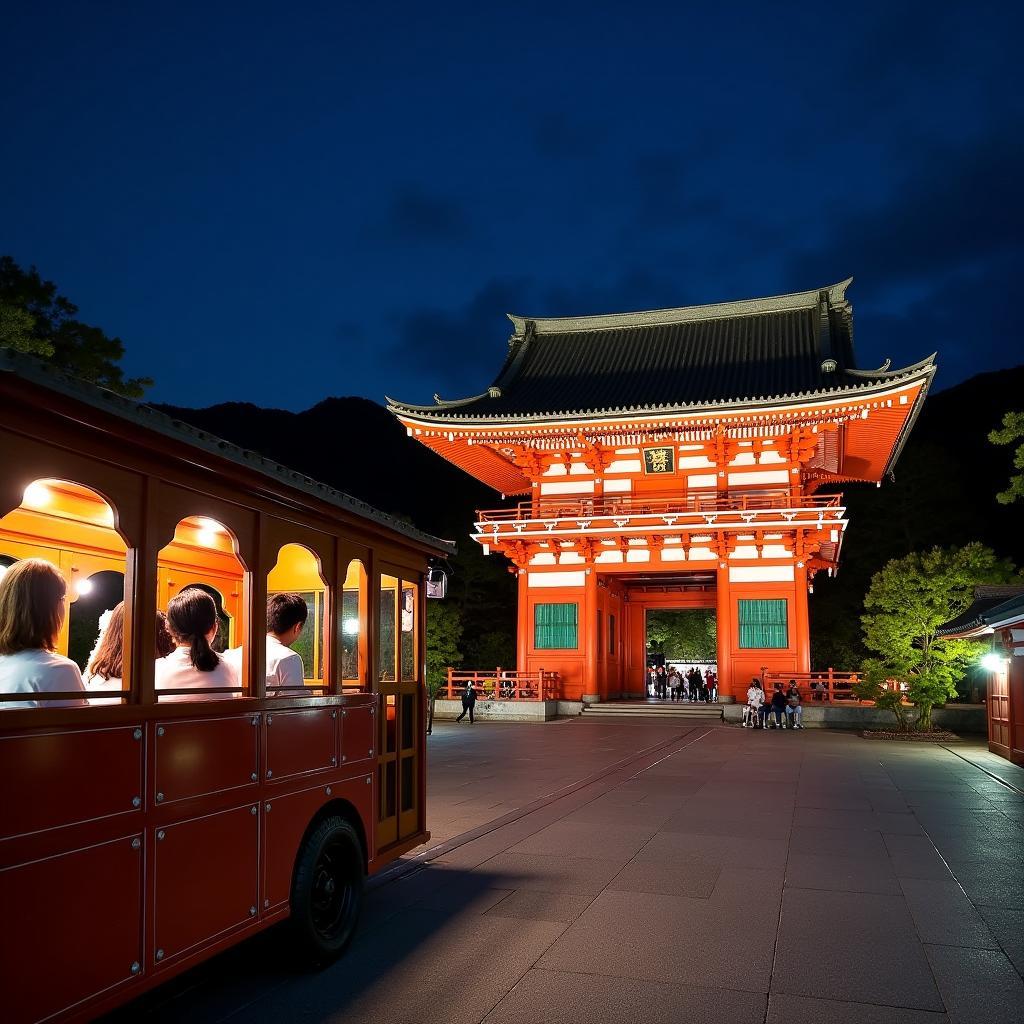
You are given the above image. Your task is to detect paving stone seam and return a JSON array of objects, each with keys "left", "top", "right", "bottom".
[
  {"left": 878, "top": 751, "right": 1021, "bottom": 1003},
  {"left": 371, "top": 727, "right": 716, "bottom": 889},
  {"left": 764, "top": 731, "right": 801, "bottom": 1024},
  {"left": 936, "top": 744, "right": 1024, "bottom": 797}
]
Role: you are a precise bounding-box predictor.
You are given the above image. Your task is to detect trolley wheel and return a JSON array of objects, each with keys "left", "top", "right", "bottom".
[{"left": 290, "top": 815, "right": 364, "bottom": 963}]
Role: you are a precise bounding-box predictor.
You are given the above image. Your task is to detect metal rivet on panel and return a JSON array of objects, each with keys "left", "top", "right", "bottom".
[
  {"left": 331, "top": 710, "right": 337, "bottom": 719},
  {"left": 325, "top": 787, "right": 332, "bottom": 796},
  {"left": 365, "top": 777, "right": 371, "bottom": 785},
  {"left": 130, "top": 961, "right": 141, "bottom": 975},
  {"left": 132, "top": 796, "right": 141, "bottom": 808},
  {"left": 156, "top": 726, "right": 165, "bottom": 737},
  {"left": 251, "top": 805, "right": 258, "bottom": 816},
  {"left": 341, "top": 755, "right": 346, "bottom": 762},
  {"left": 251, "top": 772, "right": 258, "bottom": 782},
  {"left": 131, "top": 837, "right": 141, "bottom": 850},
  {"left": 265, "top": 803, "right": 271, "bottom": 813},
  {"left": 249, "top": 906, "right": 257, "bottom": 916},
  {"left": 155, "top": 949, "right": 164, "bottom": 962},
  {"left": 251, "top": 715, "right": 259, "bottom": 726},
  {"left": 368, "top": 749, "right": 374, "bottom": 757},
  {"left": 133, "top": 728, "right": 143, "bottom": 741},
  {"left": 342, "top": 709, "right": 347, "bottom": 717},
  {"left": 266, "top": 770, "right": 273, "bottom": 779},
  {"left": 155, "top": 792, "right": 164, "bottom": 803},
  {"left": 264, "top": 898, "right": 270, "bottom": 909},
  {"left": 330, "top": 756, "right": 337, "bottom": 765},
  {"left": 157, "top": 830, "right": 166, "bottom": 841},
  {"left": 266, "top": 715, "right": 273, "bottom": 725}
]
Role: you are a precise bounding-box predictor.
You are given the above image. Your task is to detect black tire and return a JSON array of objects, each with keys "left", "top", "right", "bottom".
[{"left": 290, "top": 815, "right": 365, "bottom": 964}]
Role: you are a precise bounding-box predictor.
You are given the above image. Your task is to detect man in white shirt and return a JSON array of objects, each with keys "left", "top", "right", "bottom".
[{"left": 225, "top": 593, "right": 307, "bottom": 694}]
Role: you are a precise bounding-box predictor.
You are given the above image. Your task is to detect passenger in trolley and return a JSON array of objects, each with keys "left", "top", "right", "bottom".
[
  {"left": 224, "top": 592, "right": 307, "bottom": 694},
  {"left": 0, "top": 558, "right": 87, "bottom": 708},
  {"left": 83, "top": 602, "right": 176, "bottom": 700},
  {"left": 156, "top": 587, "right": 240, "bottom": 700}
]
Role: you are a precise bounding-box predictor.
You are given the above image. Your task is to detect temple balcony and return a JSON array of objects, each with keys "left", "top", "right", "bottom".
[{"left": 473, "top": 492, "right": 846, "bottom": 547}]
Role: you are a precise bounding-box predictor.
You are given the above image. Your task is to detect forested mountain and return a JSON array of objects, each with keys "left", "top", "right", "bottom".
[{"left": 160, "top": 364, "right": 1024, "bottom": 672}]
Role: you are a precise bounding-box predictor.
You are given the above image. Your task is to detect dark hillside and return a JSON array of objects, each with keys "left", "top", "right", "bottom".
[{"left": 155, "top": 396, "right": 516, "bottom": 668}]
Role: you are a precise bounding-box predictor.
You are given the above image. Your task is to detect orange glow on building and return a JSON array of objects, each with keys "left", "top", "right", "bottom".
[{"left": 389, "top": 280, "right": 936, "bottom": 702}]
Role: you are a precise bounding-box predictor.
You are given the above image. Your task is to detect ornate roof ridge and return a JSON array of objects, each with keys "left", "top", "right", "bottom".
[
  {"left": 0, "top": 351, "right": 455, "bottom": 554},
  {"left": 388, "top": 355, "right": 936, "bottom": 425},
  {"left": 506, "top": 278, "right": 853, "bottom": 337}
]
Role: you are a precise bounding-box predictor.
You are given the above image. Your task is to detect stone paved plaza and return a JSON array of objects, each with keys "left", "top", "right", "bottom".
[{"left": 109, "top": 719, "right": 1024, "bottom": 1024}]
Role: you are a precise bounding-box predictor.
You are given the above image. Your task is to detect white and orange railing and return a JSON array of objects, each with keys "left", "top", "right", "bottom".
[{"left": 473, "top": 493, "right": 846, "bottom": 542}]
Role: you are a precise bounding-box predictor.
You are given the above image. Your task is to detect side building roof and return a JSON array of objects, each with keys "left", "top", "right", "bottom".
[
  {"left": 387, "top": 279, "right": 936, "bottom": 425},
  {"left": 935, "top": 586, "right": 1024, "bottom": 638},
  {"left": 0, "top": 351, "right": 455, "bottom": 555}
]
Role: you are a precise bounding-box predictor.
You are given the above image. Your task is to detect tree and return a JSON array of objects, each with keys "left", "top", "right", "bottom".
[
  {"left": 645, "top": 608, "right": 717, "bottom": 661},
  {"left": 852, "top": 666, "right": 909, "bottom": 732},
  {"left": 425, "top": 601, "right": 464, "bottom": 735},
  {"left": 0, "top": 256, "right": 152, "bottom": 397},
  {"left": 861, "top": 543, "right": 1018, "bottom": 731},
  {"left": 989, "top": 411, "right": 1024, "bottom": 505}
]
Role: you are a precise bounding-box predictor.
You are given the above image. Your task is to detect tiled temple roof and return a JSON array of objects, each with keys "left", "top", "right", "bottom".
[
  {"left": 387, "top": 279, "right": 936, "bottom": 425},
  {"left": 935, "top": 586, "right": 1024, "bottom": 638}
]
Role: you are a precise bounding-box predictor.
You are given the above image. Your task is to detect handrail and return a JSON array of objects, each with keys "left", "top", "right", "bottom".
[
  {"left": 445, "top": 667, "right": 561, "bottom": 701},
  {"left": 758, "top": 668, "right": 908, "bottom": 705},
  {"left": 1, "top": 684, "right": 331, "bottom": 705},
  {"left": 476, "top": 493, "right": 842, "bottom": 524}
]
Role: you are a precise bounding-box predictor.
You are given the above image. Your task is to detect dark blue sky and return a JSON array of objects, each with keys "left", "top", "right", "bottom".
[{"left": 2, "top": 2, "right": 1021, "bottom": 410}]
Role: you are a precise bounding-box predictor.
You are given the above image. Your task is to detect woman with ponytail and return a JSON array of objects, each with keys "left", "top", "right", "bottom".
[{"left": 155, "top": 588, "right": 240, "bottom": 701}]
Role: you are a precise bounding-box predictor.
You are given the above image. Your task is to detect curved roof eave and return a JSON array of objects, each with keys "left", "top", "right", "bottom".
[{"left": 388, "top": 357, "right": 936, "bottom": 429}]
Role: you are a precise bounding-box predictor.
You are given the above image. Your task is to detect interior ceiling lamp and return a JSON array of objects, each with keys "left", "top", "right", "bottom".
[{"left": 23, "top": 481, "right": 51, "bottom": 508}]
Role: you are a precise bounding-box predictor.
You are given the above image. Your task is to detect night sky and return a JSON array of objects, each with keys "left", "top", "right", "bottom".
[{"left": 2, "top": 3, "right": 1021, "bottom": 411}]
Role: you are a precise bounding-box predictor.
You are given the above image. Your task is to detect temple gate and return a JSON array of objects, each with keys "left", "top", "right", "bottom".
[{"left": 388, "top": 280, "right": 935, "bottom": 702}]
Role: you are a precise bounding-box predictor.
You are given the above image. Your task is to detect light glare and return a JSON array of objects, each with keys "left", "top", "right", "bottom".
[
  {"left": 75, "top": 578, "right": 94, "bottom": 596},
  {"left": 343, "top": 617, "right": 360, "bottom": 635},
  {"left": 24, "top": 482, "right": 51, "bottom": 507},
  {"left": 981, "top": 653, "right": 1006, "bottom": 672}
]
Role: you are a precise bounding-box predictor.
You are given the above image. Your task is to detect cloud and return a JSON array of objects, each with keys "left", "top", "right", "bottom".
[
  {"left": 788, "top": 132, "right": 1024, "bottom": 290},
  {"left": 784, "top": 125, "right": 1024, "bottom": 381},
  {"left": 630, "top": 151, "right": 723, "bottom": 228},
  {"left": 533, "top": 111, "right": 607, "bottom": 159},
  {"left": 384, "top": 268, "right": 687, "bottom": 403},
  {"left": 855, "top": 252, "right": 1022, "bottom": 386},
  {"left": 386, "top": 278, "right": 531, "bottom": 400},
  {"left": 361, "top": 184, "right": 472, "bottom": 244}
]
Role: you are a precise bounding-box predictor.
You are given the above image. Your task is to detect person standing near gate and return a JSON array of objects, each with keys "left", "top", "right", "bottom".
[{"left": 456, "top": 678, "right": 478, "bottom": 723}]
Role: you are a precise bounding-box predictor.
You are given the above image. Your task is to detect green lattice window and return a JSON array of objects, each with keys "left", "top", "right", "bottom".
[
  {"left": 738, "top": 599, "right": 788, "bottom": 649},
  {"left": 534, "top": 603, "right": 578, "bottom": 649}
]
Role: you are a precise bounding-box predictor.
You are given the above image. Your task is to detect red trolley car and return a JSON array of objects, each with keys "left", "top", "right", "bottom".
[{"left": 0, "top": 353, "right": 452, "bottom": 1023}]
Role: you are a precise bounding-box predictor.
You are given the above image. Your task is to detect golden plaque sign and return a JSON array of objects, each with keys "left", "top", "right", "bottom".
[{"left": 643, "top": 447, "right": 675, "bottom": 475}]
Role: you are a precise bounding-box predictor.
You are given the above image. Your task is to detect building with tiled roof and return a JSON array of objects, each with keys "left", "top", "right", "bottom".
[{"left": 388, "top": 280, "right": 936, "bottom": 703}]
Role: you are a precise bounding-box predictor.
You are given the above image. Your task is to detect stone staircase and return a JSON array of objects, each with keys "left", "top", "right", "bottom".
[{"left": 581, "top": 700, "right": 724, "bottom": 721}]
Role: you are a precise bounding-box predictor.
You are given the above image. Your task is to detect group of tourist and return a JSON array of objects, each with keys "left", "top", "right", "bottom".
[
  {"left": 646, "top": 663, "right": 717, "bottom": 702},
  {"left": 0, "top": 558, "right": 309, "bottom": 708},
  {"left": 743, "top": 678, "right": 803, "bottom": 729}
]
